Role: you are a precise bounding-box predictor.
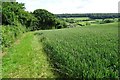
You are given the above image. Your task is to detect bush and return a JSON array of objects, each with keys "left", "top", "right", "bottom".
[
  {"left": 86, "top": 22, "right": 91, "bottom": 25},
  {"left": 1, "top": 23, "right": 26, "bottom": 51},
  {"left": 103, "top": 19, "right": 114, "bottom": 23},
  {"left": 55, "top": 19, "right": 68, "bottom": 29},
  {"left": 33, "top": 9, "right": 58, "bottom": 30},
  {"left": 99, "top": 19, "right": 114, "bottom": 24}
]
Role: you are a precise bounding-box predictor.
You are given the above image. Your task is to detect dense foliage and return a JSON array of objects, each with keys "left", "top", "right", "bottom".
[
  {"left": 36, "top": 23, "right": 119, "bottom": 78},
  {"left": 1, "top": 23, "right": 26, "bottom": 51},
  {"left": 2, "top": 2, "right": 37, "bottom": 28},
  {"left": 33, "top": 9, "right": 65, "bottom": 30}
]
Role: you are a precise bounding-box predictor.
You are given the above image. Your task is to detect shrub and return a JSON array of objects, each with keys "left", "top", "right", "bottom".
[
  {"left": 33, "top": 9, "right": 58, "bottom": 30},
  {"left": 1, "top": 23, "right": 26, "bottom": 51},
  {"left": 55, "top": 19, "right": 68, "bottom": 29},
  {"left": 99, "top": 19, "right": 114, "bottom": 24},
  {"left": 103, "top": 19, "right": 114, "bottom": 23}
]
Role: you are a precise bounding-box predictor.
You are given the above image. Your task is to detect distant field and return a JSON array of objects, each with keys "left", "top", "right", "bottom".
[
  {"left": 63, "top": 17, "right": 118, "bottom": 27},
  {"left": 64, "top": 17, "right": 90, "bottom": 20},
  {"left": 36, "top": 23, "right": 119, "bottom": 78}
]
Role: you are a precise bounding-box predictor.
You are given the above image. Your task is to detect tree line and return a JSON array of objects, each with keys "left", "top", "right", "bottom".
[{"left": 56, "top": 13, "right": 119, "bottom": 19}]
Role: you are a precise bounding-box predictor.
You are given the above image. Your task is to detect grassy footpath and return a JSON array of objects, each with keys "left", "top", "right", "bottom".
[{"left": 2, "top": 32, "right": 58, "bottom": 78}]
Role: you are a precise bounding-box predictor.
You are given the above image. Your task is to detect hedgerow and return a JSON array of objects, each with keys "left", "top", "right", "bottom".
[{"left": 1, "top": 23, "right": 26, "bottom": 51}]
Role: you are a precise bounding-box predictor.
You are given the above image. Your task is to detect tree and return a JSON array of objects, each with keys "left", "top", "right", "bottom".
[
  {"left": 33, "top": 9, "right": 58, "bottom": 30},
  {"left": 2, "top": 2, "right": 37, "bottom": 30},
  {"left": 2, "top": 2, "right": 24, "bottom": 25}
]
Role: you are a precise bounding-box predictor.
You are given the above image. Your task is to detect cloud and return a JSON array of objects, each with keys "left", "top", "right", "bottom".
[
  {"left": 79, "top": 0, "right": 119, "bottom": 13},
  {"left": 16, "top": 0, "right": 119, "bottom": 14}
]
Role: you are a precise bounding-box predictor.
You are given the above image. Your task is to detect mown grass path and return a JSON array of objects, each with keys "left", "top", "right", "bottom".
[{"left": 2, "top": 32, "right": 58, "bottom": 78}]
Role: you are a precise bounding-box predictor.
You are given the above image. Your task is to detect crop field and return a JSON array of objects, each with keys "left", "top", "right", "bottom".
[{"left": 35, "top": 23, "right": 119, "bottom": 78}]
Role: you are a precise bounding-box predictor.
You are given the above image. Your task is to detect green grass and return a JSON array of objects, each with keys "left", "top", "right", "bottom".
[
  {"left": 35, "top": 23, "right": 119, "bottom": 78},
  {"left": 2, "top": 32, "right": 58, "bottom": 78}
]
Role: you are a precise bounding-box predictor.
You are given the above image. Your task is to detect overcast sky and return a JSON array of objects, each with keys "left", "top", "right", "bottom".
[{"left": 16, "top": 0, "right": 119, "bottom": 14}]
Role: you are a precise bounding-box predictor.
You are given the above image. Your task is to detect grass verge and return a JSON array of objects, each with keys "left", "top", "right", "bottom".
[{"left": 2, "top": 32, "right": 58, "bottom": 78}]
